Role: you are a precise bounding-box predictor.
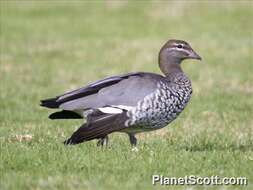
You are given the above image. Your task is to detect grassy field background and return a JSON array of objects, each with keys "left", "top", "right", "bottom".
[{"left": 0, "top": 1, "right": 253, "bottom": 190}]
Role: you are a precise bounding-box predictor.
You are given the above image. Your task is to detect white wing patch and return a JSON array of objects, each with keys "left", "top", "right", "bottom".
[
  {"left": 112, "top": 105, "right": 133, "bottom": 111},
  {"left": 98, "top": 107, "right": 123, "bottom": 114},
  {"left": 98, "top": 105, "right": 133, "bottom": 114}
]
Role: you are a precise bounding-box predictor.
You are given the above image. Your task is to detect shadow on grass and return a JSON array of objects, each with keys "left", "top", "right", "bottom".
[
  {"left": 179, "top": 143, "right": 253, "bottom": 152},
  {"left": 162, "top": 133, "right": 253, "bottom": 152}
]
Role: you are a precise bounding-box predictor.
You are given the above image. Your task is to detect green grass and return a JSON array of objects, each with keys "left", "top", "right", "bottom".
[{"left": 0, "top": 1, "right": 253, "bottom": 190}]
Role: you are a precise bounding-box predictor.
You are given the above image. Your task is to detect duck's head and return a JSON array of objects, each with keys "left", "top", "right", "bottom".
[{"left": 159, "top": 39, "right": 201, "bottom": 75}]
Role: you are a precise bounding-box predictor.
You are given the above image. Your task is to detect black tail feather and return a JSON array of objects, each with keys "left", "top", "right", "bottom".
[
  {"left": 64, "top": 123, "right": 115, "bottom": 145},
  {"left": 49, "top": 110, "right": 82, "bottom": 119},
  {"left": 64, "top": 111, "right": 128, "bottom": 145},
  {"left": 40, "top": 97, "right": 60, "bottom": 108}
]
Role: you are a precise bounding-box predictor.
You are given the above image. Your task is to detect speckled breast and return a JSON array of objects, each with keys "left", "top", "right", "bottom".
[{"left": 124, "top": 78, "right": 192, "bottom": 133}]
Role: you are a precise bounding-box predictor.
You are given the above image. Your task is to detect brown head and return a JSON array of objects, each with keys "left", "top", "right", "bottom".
[{"left": 159, "top": 39, "right": 201, "bottom": 75}]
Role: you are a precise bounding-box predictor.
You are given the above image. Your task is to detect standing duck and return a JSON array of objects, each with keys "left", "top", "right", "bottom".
[{"left": 41, "top": 39, "right": 201, "bottom": 148}]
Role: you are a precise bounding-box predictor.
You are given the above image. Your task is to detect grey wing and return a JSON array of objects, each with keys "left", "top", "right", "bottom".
[
  {"left": 41, "top": 72, "right": 141, "bottom": 109},
  {"left": 41, "top": 72, "right": 163, "bottom": 113},
  {"left": 59, "top": 73, "right": 162, "bottom": 111}
]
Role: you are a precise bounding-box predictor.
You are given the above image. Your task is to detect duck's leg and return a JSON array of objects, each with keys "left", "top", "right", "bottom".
[
  {"left": 129, "top": 134, "right": 138, "bottom": 152},
  {"left": 97, "top": 135, "right": 109, "bottom": 147}
]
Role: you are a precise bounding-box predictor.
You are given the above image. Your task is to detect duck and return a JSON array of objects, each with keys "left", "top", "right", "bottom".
[{"left": 40, "top": 39, "right": 201, "bottom": 149}]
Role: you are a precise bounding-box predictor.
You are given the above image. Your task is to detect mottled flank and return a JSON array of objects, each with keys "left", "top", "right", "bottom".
[{"left": 124, "top": 72, "right": 192, "bottom": 132}]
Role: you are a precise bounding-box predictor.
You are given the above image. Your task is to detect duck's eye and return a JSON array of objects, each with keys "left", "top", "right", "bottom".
[{"left": 177, "top": 44, "right": 183, "bottom": 49}]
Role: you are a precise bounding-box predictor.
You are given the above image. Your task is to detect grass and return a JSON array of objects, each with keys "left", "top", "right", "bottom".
[{"left": 0, "top": 1, "right": 253, "bottom": 190}]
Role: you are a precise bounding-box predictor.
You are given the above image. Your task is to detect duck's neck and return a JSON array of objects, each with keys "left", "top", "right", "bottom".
[{"left": 159, "top": 56, "right": 183, "bottom": 76}]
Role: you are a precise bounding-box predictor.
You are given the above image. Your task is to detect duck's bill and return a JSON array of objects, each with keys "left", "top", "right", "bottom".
[{"left": 189, "top": 50, "right": 202, "bottom": 60}]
